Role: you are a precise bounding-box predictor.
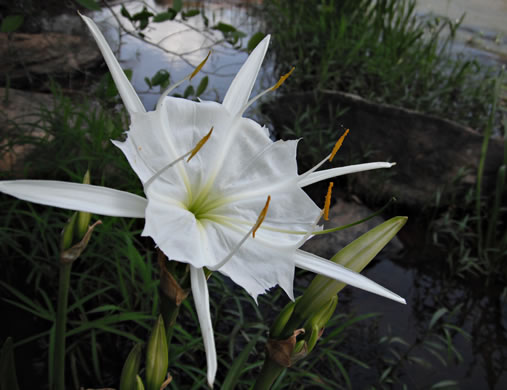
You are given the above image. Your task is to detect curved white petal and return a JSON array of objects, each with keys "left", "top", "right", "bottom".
[
  {"left": 294, "top": 250, "right": 406, "bottom": 304},
  {"left": 190, "top": 266, "right": 217, "bottom": 388},
  {"left": 80, "top": 14, "right": 145, "bottom": 115},
  {"left": 0, "top": 180, "right": 147, "bottom": 218},
  {"left": 298, "top": 162, "right": 395, "bottom": 187},
  {"left": 204, "top": 221, "right": 296, "bottom": 301},
  {"left": 222, "top": 35, "right": 270, "bottom": 116}
]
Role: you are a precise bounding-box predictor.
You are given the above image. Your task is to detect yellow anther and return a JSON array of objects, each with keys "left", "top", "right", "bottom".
[
  {"left": 189, "top": 51, "right": 211, "bottom": 80},
  {"left": 323, "top": 182, "right": 334, "bottom": 221},
  {"left": 329, "top": 129, "right": 349, "bottom": 162},
  {"left": 271, "top": 67, "right": 295, "bottom": 91},
  {"left": 187, "top": 127, "right": 213, "bottom": 162},
  {"left": 252, "top": 196, "right": 271, "bottom": 238}
]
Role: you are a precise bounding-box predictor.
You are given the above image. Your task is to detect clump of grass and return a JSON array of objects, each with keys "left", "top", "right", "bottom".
[{"left": 263, "top": 0, "right": 498, "bottom": 133}]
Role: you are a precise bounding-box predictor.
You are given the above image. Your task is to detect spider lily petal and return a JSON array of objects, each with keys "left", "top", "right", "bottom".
[
  {"left": 80, "top": 13, "right": 145, "bottom": 115},
  {"left": 0, "top": 180, "right": 146, "bottom": 218},
  {"left": 190, "top": 266, "right": 217, "bottom": 387},
  {"left": 294, "top": 250, "right": 406, "bottom": 304}
]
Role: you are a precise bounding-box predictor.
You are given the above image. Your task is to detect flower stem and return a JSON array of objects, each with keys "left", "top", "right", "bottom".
[
  {"left": 53, "top": 261, "right": 72, "bottom": 390},
  {"left": 253, "top": 358, "right": 285, "bottom": 390}
]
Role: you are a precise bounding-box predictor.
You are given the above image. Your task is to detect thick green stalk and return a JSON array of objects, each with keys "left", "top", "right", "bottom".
[
  {"left": 53, "top": 261, "right": 72, "bottom": 390},
  {"left": 253, "top": 358, "right": 284, "bottom": 390}
]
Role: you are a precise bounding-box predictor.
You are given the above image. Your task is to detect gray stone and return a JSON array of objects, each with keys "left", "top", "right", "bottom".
[
  {"left": 0, "top": 32, "right": 101, "bottom": 83},
  {"left": 266, "top": 90, "right": 504, "bottom": 207}
]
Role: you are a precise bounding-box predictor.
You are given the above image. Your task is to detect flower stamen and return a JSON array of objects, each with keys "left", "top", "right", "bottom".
[
  {"left": 188, "top": 127, "right": 214, "bottom": 162},
  {"left": 239, "top": 67, "right": 295, "bottom": 116},
  {"left": 156, "top": 51, "right": 211, "bottom": 111},
  {"left": 270, "top": 67, "right": 295, "bottom": 91},
  {"left": 329, "top": 129, "right": 349, "bottom": 162},
  {"left": 252, "top": 195, "right": 271, "bottom": 238},
  {"left": 208, "top": 196, "right": 271, "bottom": 271},
  {"left": 190, "top": 51, "right": 211, "bottom": 80},
  {"left": 323, "top": 182, "right": 334, "bottom": 221}
]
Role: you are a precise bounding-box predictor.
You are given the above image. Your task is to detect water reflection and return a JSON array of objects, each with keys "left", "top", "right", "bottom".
[{"left": 91, "top": 0, "right": 271, "bottom": 110}]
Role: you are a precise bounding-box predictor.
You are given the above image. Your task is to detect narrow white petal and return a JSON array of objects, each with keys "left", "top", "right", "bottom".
[
  {"left": 294, "top": 250, "right": 406, "bottom": 304},
  {"left": 298, "top": 162, "right": 395, "bottom": 187},
  {"left": 190, "top": 266, "right": 217, "bottom": 387},
  {"left": 0, "top": 180, "right": 147, "bottom": 218},
  {"left": 222, "top": 35, "right": 270, "bottom": 116},
  {"left": 80, "top": 14, "right": 145, "bottom": 114}
]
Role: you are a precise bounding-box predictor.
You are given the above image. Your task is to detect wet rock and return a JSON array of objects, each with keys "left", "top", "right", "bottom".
[
  {"left": 301, "top": 197, "right": 404, "bottom": 260},
  {"left": 0, "top": 32, "right": 100, "bottom": 85},
  {"left": 0, "top": 87, "right": 54, "bottom": 172},
  {"left": 266, "top": 90, "right": 504, "bottom": 208}
]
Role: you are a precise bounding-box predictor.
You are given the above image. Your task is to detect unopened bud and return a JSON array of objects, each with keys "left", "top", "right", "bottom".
[
  {"left": 76, "top": 170, "right": 92, "bottom": 239},
  {"left": 270, "top": 300, "right": 296, "bottom": 339},
  {"left": 61, "top": 212, "right": 77, "bottom": 251},
  {"left": 136, "top": 375, "right": 145, "bottom": 390},
  {"left": 146, "top": 315, "right": 168, "bottom": 390},
  {"left": 120, "top": 343, "right": 142, "bottom": 390}
]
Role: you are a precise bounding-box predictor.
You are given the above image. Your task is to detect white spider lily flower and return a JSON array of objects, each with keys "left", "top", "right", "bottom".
[{"left": 0, "top": 15, "right": 405, "bottom": 387}]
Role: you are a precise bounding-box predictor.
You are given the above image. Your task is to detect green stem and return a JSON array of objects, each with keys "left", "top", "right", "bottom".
[
  {"left": 53, "top": 262, "right": 72, "bottom": 390},
  {"left": 253, "top": 358, "right": 285, "bottom": 390}
]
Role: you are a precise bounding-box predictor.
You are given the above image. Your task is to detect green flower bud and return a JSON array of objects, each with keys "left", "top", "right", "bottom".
[
  {"left": 136, "top": 375, "right": 145, "bottom": 390},
  {"left": 146, "top": 315, "right": 168, "bottom": 390},
  {"left": 61, "top": 212, "right": 78, "bottom": 251},
  {"left": 76, "top": 170, "right": 92, "bottom": 239},
  {"left": 270, "top": 300, "right": 296, "bottom": 339},
  {"left": 120, "top": 343, "right": 142, "bottom": 390},
  {"left": 296, "top": 217, "right": 407, "bottom": 319}
]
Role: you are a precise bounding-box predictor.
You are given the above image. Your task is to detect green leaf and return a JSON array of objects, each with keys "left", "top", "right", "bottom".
[
  {"left": 173, "top": 0, "right": 183, "bottom": 13},
  {"left": 429, "top": 307, "right": 448, "bottom": 330},
  {"left": 0, "top": 338, "right": 20, "bottom": 390},
  {"left": 1, "top": 15, "right": 24, "bottom": 33},
  {"left": 153, "top": 10, "right": 177, "bottom": 23},
  {"left": 183, "top": 85, "right": 195, "bottom": 99},
  {"left": 74, "top": 0, "right": 101, "bottom": 11},
  {"left": 247, "top": 32, "right": 266, "bottom": 53},
  {"left": 183, "top": 9, "right": 200, "bottom": 18},
  {"left": 144, "top": 77, "right": 153, "bottom": 88},
  {"left": 221, "top": 335, "right": 259, "bottom": 390},
  {"left": 132, "top": 7, "right": 154, "bottom": 21},
  {"left": 431, "top": 380, "right": 459, "bottom": 389},
  {"left": 212, "top": 22, "right": 237, "bottom": 34},
  {"left": 151, "top": 70, "right": 170, "bottom": 87},
  {"left": 121, "top": 5, "right": 132, "bottom": 20},
  {"left": 195, "top": 76, "right": 209, "bottom": 96}
]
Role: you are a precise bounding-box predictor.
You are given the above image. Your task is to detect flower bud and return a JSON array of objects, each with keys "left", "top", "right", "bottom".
[
  {"left": 60, "top": 212, "right": 78, "bottom": 251},
  {"left": 296, "top": 217, "right": 407, "bottom": 319},
  {"left": 146, "top": 315, "right": 168, "bottom": 390},
  {"left": 136, "top": 375, "right": 145, "bottom": 390},
  {"left": 270, "top": 300, "right": 296, "bottom": 339},
  {"left": 76, "top": 170, "right": 92, "bottom": 239},
  {"left": 120, "top": 343, "right": 142, "bottom": 390}
]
